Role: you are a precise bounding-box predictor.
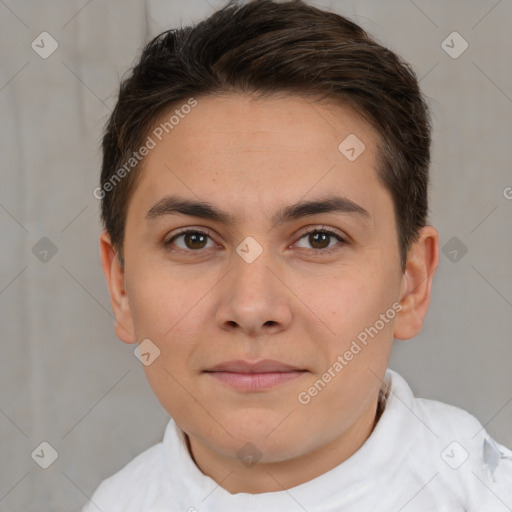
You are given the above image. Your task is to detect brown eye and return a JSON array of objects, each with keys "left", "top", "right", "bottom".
[
  {"left": 308, "top": 231, "right": 331, "bottom": 249},
  {"left": 165, "top": 229, "right": 214, "bottom": 251},
  {"left": 295, "top": 227, "right": 346, "bottom": 253}
]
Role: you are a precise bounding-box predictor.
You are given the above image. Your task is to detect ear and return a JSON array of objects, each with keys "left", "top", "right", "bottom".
[
  {"left": 394, "top": 225, "right": 439, "bottom": 341},
  {"left": 99, "top": 230, "right": 137, "bottom": 344}
]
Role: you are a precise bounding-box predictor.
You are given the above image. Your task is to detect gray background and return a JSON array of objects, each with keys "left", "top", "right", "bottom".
[{"left": 0, "top": 0, "right": 511, "bottom": 510}]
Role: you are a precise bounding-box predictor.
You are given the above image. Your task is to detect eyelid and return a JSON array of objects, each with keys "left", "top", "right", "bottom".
[
  {"left": 296, "top": 224, "right": 347, "bottom": 241},
  {"left": 166, "top": 226, "right": 216, "bottom": 241}
]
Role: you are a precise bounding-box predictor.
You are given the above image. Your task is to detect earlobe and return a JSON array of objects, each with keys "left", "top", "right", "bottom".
[
  {"left": 99, "top": 230, "right": 137, "bottom": 344},
  {"left": 393, "top": 225, "right": 439, "bottom": 341}
]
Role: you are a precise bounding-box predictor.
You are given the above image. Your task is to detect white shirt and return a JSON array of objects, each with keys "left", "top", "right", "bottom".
[{"left": 82, "top": 368, "right": 512, "bottom": 511}]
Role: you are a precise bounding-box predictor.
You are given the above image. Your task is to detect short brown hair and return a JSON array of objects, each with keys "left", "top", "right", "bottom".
[{"left": 99, "top": 0, "right": 432, "bottom": 271}]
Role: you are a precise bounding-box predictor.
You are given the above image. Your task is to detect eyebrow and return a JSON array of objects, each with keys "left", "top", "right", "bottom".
[{"left": 145, "top": 194, "right": 371, "bottom": 227}]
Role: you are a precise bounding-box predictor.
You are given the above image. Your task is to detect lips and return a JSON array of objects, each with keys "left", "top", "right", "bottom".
[
  {"left": 204, "top": 359, "right": 304, "bottom": 373},
  {"left": 204, "top": 359, "right": 307, "bottom": 391}
]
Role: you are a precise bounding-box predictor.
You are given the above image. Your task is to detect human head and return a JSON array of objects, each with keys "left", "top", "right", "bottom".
[
  {"left": 98, "top": 0, "right": 439, "bottom": 493},
  {"left": 98, "top": 0, "right": 432, "bottom": 272}
]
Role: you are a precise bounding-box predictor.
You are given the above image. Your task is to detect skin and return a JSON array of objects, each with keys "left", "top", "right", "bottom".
[{"left": 99, "top": 93, "right": 439, "bottom": 494}]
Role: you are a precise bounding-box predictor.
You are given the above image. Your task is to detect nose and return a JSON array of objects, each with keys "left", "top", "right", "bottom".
[{"left": 215, "top": 249, "right": 293, "bottom": 337}]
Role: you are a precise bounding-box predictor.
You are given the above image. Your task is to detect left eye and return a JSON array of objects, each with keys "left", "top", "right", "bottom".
[
  {"left": 295, "top": 228, "right": 346, "bottom": 252},
  {"left": 164, "top": 227, "right": 346, "bottom": 253}
]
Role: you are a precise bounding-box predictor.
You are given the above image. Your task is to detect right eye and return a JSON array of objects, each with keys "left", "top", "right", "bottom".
[{"left": 164, "top": 229, "right": 217, "bottom": 252}]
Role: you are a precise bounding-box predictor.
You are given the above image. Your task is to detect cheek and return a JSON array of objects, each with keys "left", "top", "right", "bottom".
[
  {"left": 298, "top": 276, "right": 397, "bottom": 426},
  {"left": 127, "top": 268, "right": 211, "bottom": 393},
  {"left": 130, "top": 271, "right": 205, "bottom": 418},
  {"left": 127, "top": 265, "right": 199, "bottom": 339},
  {"left": 321, "top": 271, "right": 399, "bottom": 349}
]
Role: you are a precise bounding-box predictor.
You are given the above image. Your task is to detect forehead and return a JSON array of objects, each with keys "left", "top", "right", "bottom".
[
  {"left": 157, "top": 93, "right": 378, "bottom": 154},
  {"left": 127, "top": 93, "right": 388, "bottom": 228}
]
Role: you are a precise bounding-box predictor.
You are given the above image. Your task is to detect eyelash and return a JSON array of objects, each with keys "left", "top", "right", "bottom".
[{"left": 163, "top": 226, "right": 347, "bottom": 256}]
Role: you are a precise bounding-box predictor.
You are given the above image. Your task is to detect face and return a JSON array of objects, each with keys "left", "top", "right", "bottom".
[{"left": 100, "top": 93, "right": 438, "bottom": 490}]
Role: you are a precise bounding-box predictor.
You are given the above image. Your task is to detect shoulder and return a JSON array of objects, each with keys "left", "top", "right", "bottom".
[
  {"left": 388, "top": 370, "right": 512, "bottom": 509},
  {"left": 82, "top": 440, "right": 169, "bottom": 512}
]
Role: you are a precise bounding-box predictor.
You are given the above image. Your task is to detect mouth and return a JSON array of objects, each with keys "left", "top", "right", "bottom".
[{"left": 203, "top": 359, "right": 308, "bottom": 391}]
